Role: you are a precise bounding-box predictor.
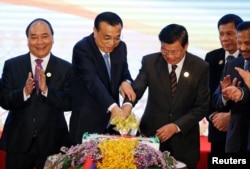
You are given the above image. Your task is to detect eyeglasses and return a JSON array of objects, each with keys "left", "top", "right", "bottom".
[
  {"left": 161, "top": 48, "right": 182, "bottom": 56},
  {"left": 102, "top": 36, "right": 121, "bottom": 44},
  {"left": 98, "top": 33, "right": 123, "bottom": 44}
]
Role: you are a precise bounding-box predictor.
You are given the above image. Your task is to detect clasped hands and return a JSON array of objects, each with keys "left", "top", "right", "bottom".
[
  {"left": 110, "top": 104, "right": 133, "bottom": 120},
  {"left": 110, "top": 81, "right": 136, "bottom": 119},
  {"left": 112, "top": 80, "right": 178, "bottom": 141},
  {"left": 220, "top": 74, "right": 241, "bottom": 102},
  {"left": 110, "top": 105, "right": 178, "bottom": 142},
  {"left": 24, "top": 68, "right": 48, "bottom": 96},
  {"left": 214, "top": 67, "right": 250, "bottom": 131},
  {"left": 221, "top": 67, "right": 250, "bottom": 102},
  {"left": 210, "top": 111, "right": 230, "bottom": 132}
]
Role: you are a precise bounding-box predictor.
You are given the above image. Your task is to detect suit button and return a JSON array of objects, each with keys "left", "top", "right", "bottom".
[
  {"left": 33, "top": 118, "right": 36, "bottom": 123},
  {"left": 169, "top": 114, "right": 173, "bottom": 117},
  {"left": 33, "top": 131, "right": 37, "bottom": 138}
]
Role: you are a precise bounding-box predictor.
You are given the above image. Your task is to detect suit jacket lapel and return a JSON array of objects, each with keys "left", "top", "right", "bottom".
[
  {"left": 45, "top": 54, "right": 57, "bottom": 85},
  {"left": 89, "top": 34, "right": 111, "bottom": 86},
  {"left": 172, "top": 53, "right": 192, "bottom": 102},
  {"left": 235, "top": 56, "right": 245, "bottom": 84},
  {"left": 24, "top": 53, "right": 39, "bottom": 97},
  {"left": 25, "top": 53, "right": 33, "bottom": 74},
  {"left": 157, "top": 56, "right": 172, "bottom": 99},
  {"left": 110, "top": 53, "right": 117, "bottom": 93}
]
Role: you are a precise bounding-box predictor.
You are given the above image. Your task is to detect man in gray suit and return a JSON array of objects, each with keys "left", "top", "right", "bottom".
[{"left": 123, "top": 24, "right": 209, "bottom": 169}]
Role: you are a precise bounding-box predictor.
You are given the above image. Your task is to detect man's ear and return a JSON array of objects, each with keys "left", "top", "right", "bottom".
[{"left": 93, "top": 27, "right": 97, "bottom": 38}]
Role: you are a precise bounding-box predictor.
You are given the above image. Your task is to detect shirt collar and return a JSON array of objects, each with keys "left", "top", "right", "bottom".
[
  {"left": 225, "top": 50, "right": 240, "bottom": 58},
  {"left": 168, "top": 54, "right": 186, "bottom": 70},
  {"left": 30, "top": 53, "right": 50, "bottom": 64},
  {"left": 100, "top": 50, "right": 109, "bottom": 57}
]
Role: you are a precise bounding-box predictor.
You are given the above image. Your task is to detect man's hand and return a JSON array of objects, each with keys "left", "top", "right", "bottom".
[
  {"left": 235, "top": 67, "right": 250, "bottom": 89},
  {"left": 212, "top": 112, "right": 231, "bottom": 132},
  {"left": 24, "top": 72, "right": 34, "bottom": 96},
  {"left": 121, "top": 104, "right": 132, "bottom": 118},
  {"left": 222, "top": 86, "right": 243, "bottom": 102},
  {"left": 120, "top": 81, "right": 136, "bottom": 102},
  {"left": 220, "top": 75, "right": 232, "bottom": 90},
  {"left": 156, "top": 123, "right": 178, "bottom": 142},
  {"left": 220, "top": 75, "right": 241, "bottom": 100},
  {"left": 110, "top": 105, "right": 126, "bottom": 119}
]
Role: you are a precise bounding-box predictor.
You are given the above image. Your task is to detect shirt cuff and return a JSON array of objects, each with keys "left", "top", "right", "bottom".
[
  {"left": 41, "top": 89, "right": 48, "bottom": 97},
  {"left": 107, "top": 103, "right": 117, "bottom": 113},
  {"left": 122, "top": 102, "right": 133, "bottom": 107},
  {"left": 221, "top": 95, "right": 227, "bottom": 105},
  {"left": 23, "top": 88, "right": 30, "bottom": 101},
  {"left": 126, "top": 79, "right": 132, "bottom": 84},
  {"left": 174, "top": 124, "right": 181, "bottom": 133},
  {"left": 209, "top": 112, "right": 217, "bottom": 121},
  {"left": 238, "top": 87, "right": 244, "bottom": 101}
]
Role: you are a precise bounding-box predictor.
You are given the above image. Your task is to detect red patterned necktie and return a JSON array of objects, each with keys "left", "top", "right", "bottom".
[
  {"left": 35, "top": 59, "right": 43, "bottom": 94},
  {"left": 170, "top": 65, "right": 177, "bottom": 97}
]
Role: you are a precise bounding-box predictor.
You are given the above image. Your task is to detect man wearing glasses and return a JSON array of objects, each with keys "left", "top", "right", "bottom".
[
  {"left": 69, "top": 11, "right": 135, "bottom": 145},
  {"left": 123, "top": 24, "right": 209, "bottom": 169}
]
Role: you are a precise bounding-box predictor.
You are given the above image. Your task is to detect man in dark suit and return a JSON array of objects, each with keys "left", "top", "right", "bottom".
[
  {"left": 0, "top": 18, "right": 72, "bottom": 169},
  {"left": 212, "top": 21, "right": 250, "bottom": 153},
  {"left": 205, "top": 14, "right": 243, "bottom": 153},
  {"left": 123, "top": 24, "right": 209, "bottom": 169},
  {"left": 69, "top": 11, "right": 135, "bottom": 145},
  {"left": 0, "top": 78, "right": 3, "bottom": 105}
]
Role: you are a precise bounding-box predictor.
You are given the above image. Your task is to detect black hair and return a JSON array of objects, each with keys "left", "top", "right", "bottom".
[
  {"left": 217, "top": 14, "right": 243, "bottom": 29},
  {"left": 158, "top": 24, "right": 188, "bottom": 47},
  {"left": 25, "top": 18, "right": 54, "bottom": 37},
  {"left": 94, "top": 12, "right": 123, "bottom": 31},
  {"left": 237, "top": 21, "right": 250, "bottom": 32}
]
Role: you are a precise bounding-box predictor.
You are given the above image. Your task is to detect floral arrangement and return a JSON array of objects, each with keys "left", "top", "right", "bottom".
[
  {"left": 44, "top": 137, "right": 176, "bottom": 169},
  {"left": 110, "top": 113, "right": 139, "bottom": 135},
  {"left": 44, "top": 114, "right": 176, "bottom": 169}
]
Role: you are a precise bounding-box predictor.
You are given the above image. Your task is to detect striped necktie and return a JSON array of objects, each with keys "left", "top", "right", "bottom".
[{"left": 170, "top": 65, "right": 177, "bottom": 97}]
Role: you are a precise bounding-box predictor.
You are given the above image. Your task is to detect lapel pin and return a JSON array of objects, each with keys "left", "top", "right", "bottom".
[
  {"left": 219, "top": 60, "right": 223, "bottom": 65},
  {"left": 46, "top": 72, "right": 52, "bottom": 77},
  {"left": 184, "top": 72, "right": 189, "bottom": 77}
]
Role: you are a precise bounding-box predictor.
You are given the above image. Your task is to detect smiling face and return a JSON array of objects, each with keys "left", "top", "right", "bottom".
[
  {"left": 237, "top": 29, "right": 250, "bottom": 60},
  {"left": 27, "top": 20, "right": 54, "bottom": 58},
  {"left": 161, "top": 41, "right": 188, "bottom": 65}
]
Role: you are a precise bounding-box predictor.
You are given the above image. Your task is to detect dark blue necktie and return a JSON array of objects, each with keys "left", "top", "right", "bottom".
[
  {"left": 244, "top": 59, "right": 250, "bottom": 70},
  {"left": 226, "top": 55, "right": 235, "bottom": 63},
  {"left": 104, "top": 53, "right": 111, "bottom": 80}
]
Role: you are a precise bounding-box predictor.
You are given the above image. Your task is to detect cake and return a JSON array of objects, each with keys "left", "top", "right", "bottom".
[{"left": 82, "top": 132, "right": 160, "bottom": 150}]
